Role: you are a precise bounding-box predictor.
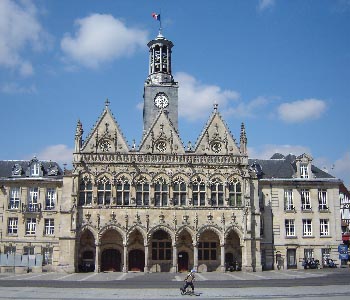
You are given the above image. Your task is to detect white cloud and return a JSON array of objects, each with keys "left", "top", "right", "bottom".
[
  {"left": 0, "top": 0, "right": 47, "bottom": 76},
  {"left": 258, "top": 0, "right": 276, "bottom": 11},
  {"left": 225, "top": 96, "right": 272, "bottom": 118},
  {"left": 277, "top": 98, "right": 327, "bottom": 123},
  {"left": 0, "top": 82, "right": 37, "bottom": 94},
  {"left": 333, "top": 152, "right": 350, "bottom": 186},
  {"left": 176, "top": 72, "right": 240, "bottom": 121},
  {"left": 61, "top": 14, "right": 148, "bottom": 68},
  {"left": 248, "top": 144, "right": 311, "bottom": 159},
  {"left": 31, "top": 144, "right": 73, "bottom": 167}
]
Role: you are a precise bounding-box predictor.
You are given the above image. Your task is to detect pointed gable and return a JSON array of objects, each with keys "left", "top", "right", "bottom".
[
  {"left": 193, "top": 105, "right": 240, "bottom": 155},
  {"left": 81, "top": 101, "right": 129, "bottom": 154},
  {"left": 139, "top": 110, "right": 185, "bottom": 154}
]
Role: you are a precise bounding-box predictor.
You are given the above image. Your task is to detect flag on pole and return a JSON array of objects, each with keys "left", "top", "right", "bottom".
[{"left": 152, "top": 13, "right": 161, "bottom": 21}]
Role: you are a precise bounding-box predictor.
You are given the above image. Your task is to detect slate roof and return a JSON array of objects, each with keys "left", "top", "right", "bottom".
[
  {"left": 0, "top": 160, "right": 63, "bottom": 179},
  {"left": 249, "top": 153, "right": 336, "bottom": 180}
]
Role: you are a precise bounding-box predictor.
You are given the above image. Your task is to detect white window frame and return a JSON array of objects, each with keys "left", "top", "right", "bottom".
[
  {"left": 301, "top": 189, "right": 311, "bottom": 210},
  {"left": 28, "top": 187, "right": 39, "bottom": 210},
  {"left": 318, "top": 189, "right": 328, "bottom": 210},
  {"left": 9, "top": 187, "right": 20, "bottom": 209},
  {"left": 284, "top": 189, "right": 294, "bottom": 210},
  {"left": 31, "top": 163, "right": 40, "bottom": 176},
  {"left": 210, "top": 182, "right": 224, "bottom": 206},
  {"left": 320, "top": 219, "right": 329, "bottom": 236},
  {"left": 136, "top": 182, "right": 150, "bottom": 206},
  {"left": 26, "top": 218, "right": 36, "bottom": 235},
  {"left": 116, "top": 180, "right": 130, "bottom": 205},
  {"left": 7, "top": 217, "right": 18, "bottom": 235},
  {"left": 44, "top": 218, "right": 55, "bottom": 235},
  {"left": 45, "top": 188, "right": 56, "bottom": 210},
  {"left": 300, "top": 164, "right": 309, "bottom": 179},
  {"left": 303, "top": 219, "right": 313, "bottom": 236},
  {"left": 285, "top": 219, "right": 295, "bottom": 237}
]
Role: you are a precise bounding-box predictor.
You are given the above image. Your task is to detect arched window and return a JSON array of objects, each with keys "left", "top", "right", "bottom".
[
  {"left": 228, "top": 180, "right": 242, "bottom": 207},
  {"left": 136, "top": 180, "right": 150, "bottom": 206},
  {"left": 79, "top": 178, "right": 93, "bottom": 206},
  {"left": 192, "top": 179, "right": 206, "bottom": 206},
  {"left": 210, "top": 179, "right": 224, "bottom": 206},
  {"left": 155, "top": 178, "right": 168, "bottom": 207},
  {"left": 116, "top": 178, "right": 130, "bottom": 205},
  {"left": 173, "top": 179, "right": 186, "bottom": 206},
  {"left": 97, "top": 177, "right": 111, "bottom": 205}
]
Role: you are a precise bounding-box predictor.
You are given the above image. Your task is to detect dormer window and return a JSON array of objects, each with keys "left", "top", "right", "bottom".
[
  {"left": 31, "top": 163, "right": 40, "bottom": 176},
  {"left": 300, "top": 163, "right": 309, "bottom": 179}
]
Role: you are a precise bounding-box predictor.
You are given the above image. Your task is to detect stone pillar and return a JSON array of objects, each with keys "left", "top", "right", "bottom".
[
  {"left": 94, "top": 243, "right": 100, "bottom": 273},
  {"left": 144, "top": 244, "right": 149, "bottom": 273},
  {"left": 220, "top": 244, "right": 226, "bottom": 272},
  {"left": 242, "top": 239, "right": 254, "bottom": 272},
  {"left": 123, "top": 244, "right": 128, "bottom": 273},
  {"left": 193, "top": 243, "right": 198, "bottom": 271},
  {"left": 172, "top": 244, "right": 178, "bottom": 273}
]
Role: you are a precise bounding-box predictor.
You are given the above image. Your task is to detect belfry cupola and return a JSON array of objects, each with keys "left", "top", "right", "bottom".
[
  {"left": 147, "top": 32, "right": 174, "bottom": 84},
  {"left": 143, "top": 33, "right": 179, "bottom": 135}
]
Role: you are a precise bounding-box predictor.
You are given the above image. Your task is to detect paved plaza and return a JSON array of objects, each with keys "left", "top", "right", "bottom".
[{"left": 0, "top": 269, "right": 349, "bottom": 299}]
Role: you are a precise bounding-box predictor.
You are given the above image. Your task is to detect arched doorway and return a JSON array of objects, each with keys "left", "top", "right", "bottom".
[
  {"left": 129, "top": 249, "right": 145, "bottom": 271},
  {"left": 225, "top": 230, "right": 242, "bottom": 271},
  {"left": 150, "top": 229, "right": 172, "bottom": 272},
  {"left": 178, "top": 251, "right": 189, "bottom": 272},
  {"left": 101, "top": 249, "right": 121, "bottom": 272},
  {"left": 78, "top": 229, "right": 95, "bottom": 272}
]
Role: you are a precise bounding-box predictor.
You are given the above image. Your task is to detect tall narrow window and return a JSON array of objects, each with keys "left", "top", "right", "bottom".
[
  {"left": 7, "top": 217, "right": 18, "bottom": 235},
  {"left": 45, "top": 188, "right": 56, "bottom": 210},
  {"left": 318, "top": 189, "right": 328, "bottom": 210},
  {"left": 302, "top": 219, "right": 312, "bottom": 236},
  {"left": 154, "top": 180, "right": 168, "bottom": 207},
  {"left": 173, "top": 180, "right": 187, "bottom": 206},
  {"left": 79, "top": 179, "right": 93, "bottom": 206},
  {"left": 285, "top": 219, "right": 295, "bottom": 237},
  {"left": 304, "top": 248, "right": 314, "bottom": 259},
  {"left": 228, "top": 180, "right": 242, "bottom": 206},
  {"left": 97, "top": 177, "right": 111, "bottom": 205},
  {"left": 28, "top": 187, "right": 39, "bottom": 211},
  {"left": 31, "top": 163, "right": 40, "bottom": 176},
  {"left": 9, "top": 187, "right": 20, "bottom": 209},
  {"left": 320, "top": 219, "right": 329, "bottom": 236},
  {"left": 42, "top": 247, "right": 53, "bottom": 265},
  {"left": 284, "top": 189, "right": 294, "bottom": 210},
  {"left": 136, "top": 182, "right": 150, "bottom": 206},
  {"left": 300, "top": 164, "right": 309, "bottom": 179},
  {"left": 301, "top": 189, "right": 311, "bottom": 210},
  {"left": 44, "top": 218, "right": 55, "bottom": 235},
  {"left": 210, "top": 181, "right": 224, "bottom": 206},
  {"left": 26, "top": 218, "right": 36, "bottom": 235},
  {"left": 192, "top": 182, "right": 206, "bottom": 206},
  {"left": 116, "top": 180, "right": 130, "bottom": 205}
]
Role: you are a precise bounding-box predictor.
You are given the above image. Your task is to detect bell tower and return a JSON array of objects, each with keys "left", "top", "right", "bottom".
[{"left": 143, "top": 32, "right": 179, "bottom": 135}]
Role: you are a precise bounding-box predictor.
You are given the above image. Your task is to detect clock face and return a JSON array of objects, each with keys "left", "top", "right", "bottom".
[
  {"left": 99, "top": 140, "right": 111, "bottom": 152},
  {"left": 154, "top": 93, "right": 169, "bottom": 108},
  {"left": 156, "top": 140, "right": 167, "bottom": 152}
]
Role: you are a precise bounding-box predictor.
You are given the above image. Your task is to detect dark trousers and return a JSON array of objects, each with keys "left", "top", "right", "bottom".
[{"left": 183, "top": 281, "right": 194, "bottom": 291}]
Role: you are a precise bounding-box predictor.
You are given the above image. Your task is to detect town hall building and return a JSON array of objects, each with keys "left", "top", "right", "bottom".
[{"left": 0, "top": 31, "right": 343, "bottom": 273}]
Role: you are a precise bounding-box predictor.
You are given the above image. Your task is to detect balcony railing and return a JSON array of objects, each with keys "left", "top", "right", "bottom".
[{"left": 22, "top": 203, "right": 42, "bottom": 213}]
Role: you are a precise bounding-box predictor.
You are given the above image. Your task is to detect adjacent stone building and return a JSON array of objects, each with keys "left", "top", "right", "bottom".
[{"left": 0, "top": 158, "right": 63, "bottom": 273}]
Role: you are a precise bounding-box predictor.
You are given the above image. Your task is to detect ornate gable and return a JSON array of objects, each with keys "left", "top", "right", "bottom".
[
  {"left": 139, "top": 110, "right": 185, "bottom": 154},
  {"left": 80, "top": 100, "right": 129, "bottom": 154},
  {"left": 193, "top": 105, "right": 241, "bottom": 155}
]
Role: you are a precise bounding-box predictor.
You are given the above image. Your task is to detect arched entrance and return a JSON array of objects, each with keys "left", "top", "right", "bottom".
[
  {"left": 225, "top": 229, "right": 242, "bottom": 271},
  {"left": 129, "top": 249, "right": 145, "bottom": 271},
  {"left": 101, "top": 249, "right": 121, "bottom": 272},
  {"left": 178, "top": 251, "right": 189, "bottom": 272},
  {"left": 150, "top": 229, "right": 172, "bottom": 272},
  {"left": 78, "top": 229, "right": 95, "bottom": 272}
]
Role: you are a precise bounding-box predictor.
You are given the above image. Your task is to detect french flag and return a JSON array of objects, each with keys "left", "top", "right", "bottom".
[{"left": 152, "top": 13, "right": 161, "bottom": 21}]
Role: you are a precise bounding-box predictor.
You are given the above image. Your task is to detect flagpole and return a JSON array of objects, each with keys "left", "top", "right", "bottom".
[{"left": 159, "top": 9, "right": 162, "bottom": 34}]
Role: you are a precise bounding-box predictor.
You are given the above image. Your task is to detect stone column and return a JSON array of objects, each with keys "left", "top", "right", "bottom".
[
  {"left": 172, "top": 244, "right": 178, "bottom": 273},
  {"left": 220, "top": 244, "right": 226, "bottom": 272},
  {"left": 144, "top": 243, "right": 149, "bottom": 273},
  {"left": 123, "top": 244, "right": 128, "bottom": 273},
  {"left": 94, "top": 242, "right": 100, "bottom": 273},
  {"left": 193, "top": 243, "right": 198, "bottom": 271}
]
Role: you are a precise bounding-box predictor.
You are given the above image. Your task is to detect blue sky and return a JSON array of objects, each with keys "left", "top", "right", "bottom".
[{"left": 0, "top": 0, "right": 349, "bottom": 186}]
